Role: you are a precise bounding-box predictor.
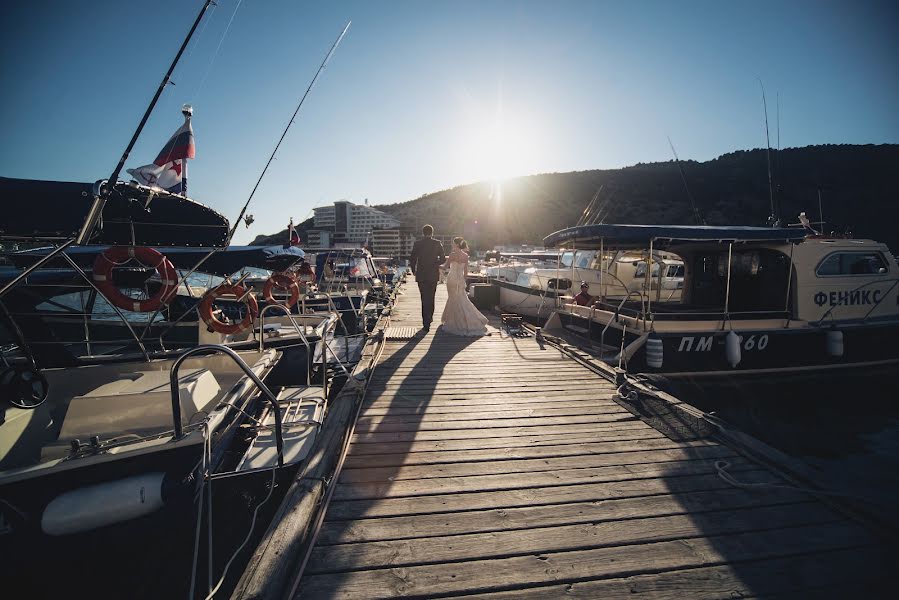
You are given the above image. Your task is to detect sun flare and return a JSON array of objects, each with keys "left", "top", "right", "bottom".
[{"left": 453, "top": 109, "right": 540, "bottom": 184}]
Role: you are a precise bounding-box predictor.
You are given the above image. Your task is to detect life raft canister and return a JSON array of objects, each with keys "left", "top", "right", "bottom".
[
  {"left": 92, "top": 246, "right": 178, "bottom": 313},
  {"left": 198, "top": 284, "right": 259, "bottom": 335}
]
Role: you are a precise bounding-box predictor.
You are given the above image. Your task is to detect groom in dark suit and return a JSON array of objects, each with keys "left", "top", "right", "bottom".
[{"left": 409, "top": 224, "right": 445, "bottom": 332}]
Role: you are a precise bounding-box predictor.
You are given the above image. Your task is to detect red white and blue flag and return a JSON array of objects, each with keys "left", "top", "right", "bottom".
[
  {"left": 289, "top": 219, "right": 301, "bottom": 246},
  {"left": 127, "top": 111, "right": 195, "bottom": 194}
]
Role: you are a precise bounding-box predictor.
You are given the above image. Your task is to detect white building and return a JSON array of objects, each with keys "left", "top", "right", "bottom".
[
  {"left": 312, "top": 200, "right": 400, "bottom": 244},
  {"left": 371, "top": 227, "right": 417, "bottom": 258}
]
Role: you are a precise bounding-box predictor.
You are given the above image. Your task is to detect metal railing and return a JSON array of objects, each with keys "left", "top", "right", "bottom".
[
  {"left": 600, "top": 290, "right": 646, "bottom": 352},
  {"left": 169, "top": 344, "right": 284, "bottom": 467}
]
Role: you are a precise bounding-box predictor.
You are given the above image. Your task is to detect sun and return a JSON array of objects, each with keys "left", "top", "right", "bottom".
[{"left": 454, "top": 110, "right": 538, "bottom": 184}]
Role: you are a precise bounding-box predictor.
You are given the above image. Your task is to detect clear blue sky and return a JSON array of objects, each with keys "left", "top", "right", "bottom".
[{"left": 2, "top": 0, "right": 897, "bottom": 243}]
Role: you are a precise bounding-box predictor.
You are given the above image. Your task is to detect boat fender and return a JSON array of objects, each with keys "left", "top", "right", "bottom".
[
  {"left": 92, "top": 246, "right": 178, "bottom": 312},
  {"left": 825, "top": 328, "right": 844, "bottom": 358},
  {"left": 263, "top": 272, "right": 301, "bottom": 308},
  {"left": 41, "top": 472, "right": 166, "bottom": 536},
  {"left": 645, "top": 334, "right": 664, "bottom": 369},
  {"left": 198, "top": 284, "right": 259, "bottom": 335},
  {"left": 725, "top": 330, "right": 741, "bottom": 368}
]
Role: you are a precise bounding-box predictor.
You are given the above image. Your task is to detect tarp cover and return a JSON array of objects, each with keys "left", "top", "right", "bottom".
[
  {"left": 8, "top": 245, "right": 305, "bottom": 276},
  {"left": 544, "top": 223, "right": 807, "bottom": 249},
  {"left": 0, "top": 177, "right": 229, "bottom": 246}
]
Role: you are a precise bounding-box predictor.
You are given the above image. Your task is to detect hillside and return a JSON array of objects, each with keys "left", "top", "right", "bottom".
[{"left": 254, "top": 144, "right": 899, "bottom": 251}]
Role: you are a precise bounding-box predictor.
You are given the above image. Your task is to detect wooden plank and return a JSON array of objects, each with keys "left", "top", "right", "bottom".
[
  {"left": 371, "top": 363, "right": 580, "bottom": 372},
  {"left": 297, "top": 521, "right": 875, "bottom": 598},
  {"left": 332, "top": 455, "right": 754, "bottom": 500},
  {"left": 363, "top": 390, "right": 619, "bottom": 406},
  {"left": 316, "top": 487, "right": 813, "bottom": 545},
  {"left": 339, "top": 445, "right": 736, "bottom": 483},
  {"left": 352, "top": 412, "right": 635, "bottom": 434},
  {"left": 325, "top": 468, "right": 781, "bottom": 520},
  {"left": 342, "top": 437, "right": 713, "bottom": 469},
  {"left": 346, "top": 427, "right": 666, "bottom": 456},
  {"left": 350, "top": 419, "right": 646, "bottom": 444},
  {"left": 454, "top": 547, "right": 891, "bottom": 599},
  {"left": 356, "top": 404, "right": 627, "bottom": 423},
  {"left": 359, "top": 399, "right": 624, "bottom": 416},
  {"left": 305, "top": 502, "right": 839, "bottom": 573}
]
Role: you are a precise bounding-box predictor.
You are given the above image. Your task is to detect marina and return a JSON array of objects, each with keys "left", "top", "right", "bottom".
[
  {"left": 239, "top": 277, "right": 895, "bottom": 598},
  {"left": 2, "top": 1, "right": 898, "bottom": 597}
]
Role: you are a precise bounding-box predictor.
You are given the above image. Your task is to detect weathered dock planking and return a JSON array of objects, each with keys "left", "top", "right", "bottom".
[{"left": 288, "top": 277, "right": 894, "bottom": 598}]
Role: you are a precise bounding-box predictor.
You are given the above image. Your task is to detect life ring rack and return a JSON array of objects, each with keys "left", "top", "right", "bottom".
[
  {"left": 92, "top": 246, "right": 178, "bottom": 313},
  {"left": 198, "top": 284, "right": 259, "bottom": 335},
  {"left": 263, "top": 272, "right": 301, "bottom": 308}
]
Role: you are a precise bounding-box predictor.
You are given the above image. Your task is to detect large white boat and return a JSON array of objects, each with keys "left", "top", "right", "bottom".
[
  {"left": 542, "top": 223, "right": 899, "bottom": 402},
  {"left": 482, "top": 248, "right": 683, "bottom": 319}
]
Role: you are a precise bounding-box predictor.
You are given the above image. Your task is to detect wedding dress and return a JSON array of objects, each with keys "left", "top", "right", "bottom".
[{"left": 441, "top": 260, "right": 488, "bottom": 336}]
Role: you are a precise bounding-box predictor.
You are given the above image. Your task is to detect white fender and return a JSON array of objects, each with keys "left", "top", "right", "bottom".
[
  {"left": 825, "top": 329, "right": 844, "bottom": 358},
  {"left": 645, "top": 334, "right": 664, "bottom": 369},
  {"left": 42, "top": 472, "right": 165, "bottom": 536},
  {"left": 725, "top": 330, "right": 741, "bottom": 368}
]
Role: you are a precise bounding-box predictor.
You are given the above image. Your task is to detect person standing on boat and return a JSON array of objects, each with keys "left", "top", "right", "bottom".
[
  {"left": 574, "top": 281, "right": 594, "bottom": 306},
  {"left": 410, "top": 224, "right": 446, "bottom": 332}
]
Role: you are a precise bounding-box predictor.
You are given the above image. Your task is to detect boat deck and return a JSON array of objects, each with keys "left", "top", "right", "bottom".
[{"left": 294, "top": 277, "right": 894, "bottom": 598}]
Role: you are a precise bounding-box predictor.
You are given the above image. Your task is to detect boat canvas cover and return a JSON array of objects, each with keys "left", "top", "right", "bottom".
[
  {"left": 544, "top": 223, "right": 807, "bottom": 249},
  {"left": 0, "top": 177, "right": 229, "bottom": 246},
  {"left": 9, "top": 245, "right": 306, "bottom": 276}
]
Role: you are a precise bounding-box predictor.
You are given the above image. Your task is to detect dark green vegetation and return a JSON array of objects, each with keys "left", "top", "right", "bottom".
[{"left": 254, "top": 144, "right": 899, "bottom": 251}]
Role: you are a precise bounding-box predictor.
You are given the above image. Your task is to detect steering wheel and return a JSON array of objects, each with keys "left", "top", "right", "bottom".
[{"left": 1, "top": 366, "right": 49, "bottom": 409}]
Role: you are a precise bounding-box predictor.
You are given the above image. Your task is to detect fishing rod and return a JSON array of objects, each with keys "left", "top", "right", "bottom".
[
  {"left": 667, "top": 136, "right": 705, "bottom": 225},
  {"left": 77, "top": 0, "right": 215, "bottom": 246},
  {"left": 107, "top": 0, "right": 215, "bottom": 191},
  {"left": 759, "top": 78, "right": 777, "bottom": 225},
  {"left": 227, "top": 21, "right": 352, "bottom": 245},
  {"left": 577, "top": 185, "right": 603, "bottom": 226}
]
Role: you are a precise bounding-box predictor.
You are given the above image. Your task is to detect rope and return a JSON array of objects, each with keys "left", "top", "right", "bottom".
[
  {"left": 205, "top": 463, "right": 278, "bottom": 599},
  {"left": 715, "top": 460, "right": 875, "bottom": 503}
]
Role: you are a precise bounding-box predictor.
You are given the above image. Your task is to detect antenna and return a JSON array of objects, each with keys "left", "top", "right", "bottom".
[
  {"left": 818, "top": 187, "right": 824, "bottom": 231},
  {"left": 667, "top": 136, "right": 705, "bottom": 225},
  {"left": 577, "top": 185, "right": 603, "bottom": 226},
  {"left": 227, "top": 21, "right": 351, "bottom": 245},
  {"left": 759, "top": 79, "right": 777, "bottom": 226},
  {"left": 776, "top": 91, "right": 781, "bottom": 151}
]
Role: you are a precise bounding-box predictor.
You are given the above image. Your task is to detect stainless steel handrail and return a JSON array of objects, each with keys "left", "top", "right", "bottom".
[
  {"left": 169, "top": 344, "right": 284, "bottom": 467},
  {"left": 600, "top": 290, "right": 646, "bottom": 352},
  {"left": 258, "top": 303, "right": 312, "bottom": 387}
]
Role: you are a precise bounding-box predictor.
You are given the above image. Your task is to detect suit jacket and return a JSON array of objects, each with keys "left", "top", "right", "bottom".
[{"left": 410, "top": 236, "right": 445, "bottom": 283}]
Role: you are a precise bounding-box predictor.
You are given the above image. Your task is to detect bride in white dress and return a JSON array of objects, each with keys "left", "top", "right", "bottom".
[{"left": 440, "top": 237, "right": 489, "bottom": 336}]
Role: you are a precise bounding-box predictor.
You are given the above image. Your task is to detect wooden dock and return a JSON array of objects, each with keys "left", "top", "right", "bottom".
[{"left": 292, "top": 277, "right": 894, "bottom": 598}]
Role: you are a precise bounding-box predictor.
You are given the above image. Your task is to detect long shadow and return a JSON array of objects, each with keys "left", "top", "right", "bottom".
[
  {"left": 299, "top": 284, "right": 479, "bottom": 597},
  {"left": 623, "top": 380, "right": 899, "bottom": 596}
]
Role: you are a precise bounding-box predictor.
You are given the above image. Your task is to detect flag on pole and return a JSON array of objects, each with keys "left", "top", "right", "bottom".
[
  {"left": 288, "top": 219, "right": 301, "bottom": 246},
  {"left": 127, "top": 108, "right": 195, "bottom": 194}
]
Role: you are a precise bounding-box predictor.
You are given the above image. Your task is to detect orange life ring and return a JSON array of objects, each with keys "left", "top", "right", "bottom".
[
  {"left": 198, "top": 284, "right": 259, "bottom": 335},
  {"left": 263, "top": 272, "right": 300, "bottom": 308},
  {"left": 92, "top": 246, "right": 178, "bottom": 313}
]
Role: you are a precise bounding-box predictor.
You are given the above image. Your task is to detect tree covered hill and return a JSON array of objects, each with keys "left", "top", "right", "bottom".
[{"left": 253, "top": 144, "right": 899, "bottom": 251}]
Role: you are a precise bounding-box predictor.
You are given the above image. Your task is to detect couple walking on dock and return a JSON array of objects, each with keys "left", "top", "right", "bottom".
[{"left": 409, "top": 224, "right": 488, "bottom": 336}]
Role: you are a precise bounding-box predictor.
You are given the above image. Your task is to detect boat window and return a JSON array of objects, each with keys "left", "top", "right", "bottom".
[
  {"left": 573, "top": 251, "right": 594, "bottom": 269},
  {"left": 36, "top": 291, "right": 88, "bottom": 313},
  {"left": 816, "top": 252, "right": 889, "bottom": 277},
  {"left": 548, "top": 278, "right": 572, "bottom": 290},
  {"left": 560, "top": 251, "right": 574, "bottom": 267},
  {"left": 666, "top": 265, "right": 685, "bottom": 278},
  {"left": 633, "top": 262, "right": 660, "bottom": 278}
]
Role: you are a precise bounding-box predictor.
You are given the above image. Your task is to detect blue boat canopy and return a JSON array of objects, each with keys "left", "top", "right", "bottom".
[
  {"left": 543, "top": 224, "right": 807, "bottom": 249},
  {"left": 10, "top": 245, "right": 305, "bottom": 276}
]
